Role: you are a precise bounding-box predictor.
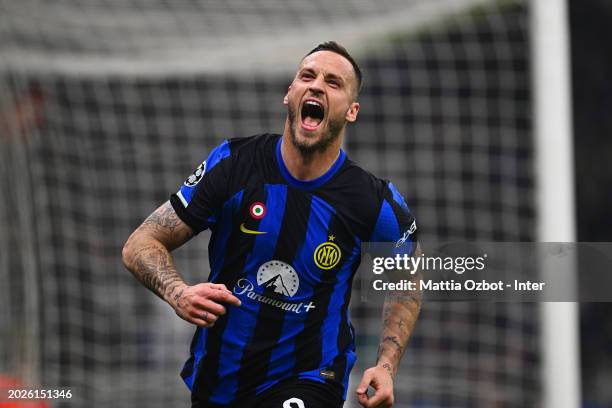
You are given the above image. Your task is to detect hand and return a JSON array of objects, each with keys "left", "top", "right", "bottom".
[
  {"left": 169, "top": 283, "right": 242, "bottom": 327},
  {"left": 356, "top": 364, "right": 395, "bottom": 408}
]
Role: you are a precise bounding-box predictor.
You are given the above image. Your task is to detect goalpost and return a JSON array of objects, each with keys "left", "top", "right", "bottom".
[
  {"left": 0, "top": 0, "right": 581, "bottom": 406},
  {"left": 531, "top": 0, "right": 581, "bottom": 407}
]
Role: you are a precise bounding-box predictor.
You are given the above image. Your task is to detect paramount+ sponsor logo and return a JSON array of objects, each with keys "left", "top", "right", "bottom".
[
  {"left": 233, "top": 260, "right": 316, "bottom": 314},
  {"left": 314, "top": 235, "right": 342, "bottom": 270}
]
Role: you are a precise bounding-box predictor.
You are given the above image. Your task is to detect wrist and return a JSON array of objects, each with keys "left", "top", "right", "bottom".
[
  {"left": 165, "top": 282, "right": 188, "bottom": 306},
  {"left": 376, "top": 359, "right": 397, "bottom": 379}
]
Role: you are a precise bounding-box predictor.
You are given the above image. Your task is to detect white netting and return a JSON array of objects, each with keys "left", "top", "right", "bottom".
[{"left": 0, "top": 1, "right": 539, "bottom": 407}]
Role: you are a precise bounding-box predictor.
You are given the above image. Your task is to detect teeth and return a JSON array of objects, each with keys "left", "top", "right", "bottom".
[{"left": 305, "top": 100, "right": 322, "bottom": 108}]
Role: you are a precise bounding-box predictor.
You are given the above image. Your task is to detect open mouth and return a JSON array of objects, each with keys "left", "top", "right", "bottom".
[{"left": 300, "top": 100, "right": 325, "bottom": 130}]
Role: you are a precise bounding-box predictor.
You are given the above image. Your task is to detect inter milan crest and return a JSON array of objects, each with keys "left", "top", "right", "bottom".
[
  {"left": 184, "top": 160, "right": 206, "bottom": 187},
  {"left": 314, "top": 235, "right": 342, "bottom": 270}
]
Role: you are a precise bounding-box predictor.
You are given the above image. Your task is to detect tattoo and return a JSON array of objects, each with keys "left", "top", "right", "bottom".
[
  {"left": 382, "top": 363, "right": 394, "bottom": 379},
  {"left": 124, "top": 201, "right": 193, "bottom": 301},
  {"left": 375, "top": 243, "right": 423, "bottom": 371},
  {"left": 386, "top": 291, "right": 422, "bottom": 305},
  {"left": 142, "top": 202, "right": 184, "bottom": 233},
  {"left": 133, "top": 244, "right": 183, "bottom": 299},
  {"left": 377, "top": 335, "right": 404, "bottom": 363},
  {"left": 174, "top": 287, "right": 185, "bottom": 308},
  {"left": 376, "top": 287, "right": 422, "bottom": 368},
  {"left": 382, "top": 336, "right": 404, "bottom": 354},
  {"left": 140, "top": 201, "right": 194, "bottom": 249}
]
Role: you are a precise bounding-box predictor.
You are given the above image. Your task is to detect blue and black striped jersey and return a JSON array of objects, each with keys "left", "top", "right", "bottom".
[{"left": 170, "top": 134, "right": 417, "bottom": 405}]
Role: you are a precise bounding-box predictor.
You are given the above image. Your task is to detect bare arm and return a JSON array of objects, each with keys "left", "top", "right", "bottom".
[
  {"left": 376, "top": 254, "right": 422, "bottom": 378},
  {"left": 122, "top": 201, "right": 193, "bottom": 303},
  {"left": 357, "top": 244, "right": 423, "bottom": 407},
  {"left": 122, "top": 201, "right": 240, "bottom": 327}
]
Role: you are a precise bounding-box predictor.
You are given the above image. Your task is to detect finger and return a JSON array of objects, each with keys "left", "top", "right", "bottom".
[
  {"left": 191, "top": 309, "right": 217, "bottom": 325},
  {"left": 193, "top": 282, "right": 230, "bottom": 295},
  {"left": 193, "top": 317, "right": 214, "bottom": 328},
  {"left": 363, "top": 389, "right": 391, "bottom": 408},
  {"left": 374, "top": 399, "right": 393, "bottom": 408},
  {"left": 356, "top": 371, "right": 374, "bottom": 395},
  {"left": 195, "top": 299, "right": 227, "bottom": 316},
  {"left": 182, "top": 304, "right": 218, "bottom": 324},
  {"left": 208, "top": 283, "right": 231, "bottom": 292},
  {"left": 357, "top": 391, "right": 369, "bottom": 407},
  {"left": 207, "top": 289, "right": 242, "bottom": 306},
  {"left": 176, "top": 310, "right": 213, "bottom": 328}
]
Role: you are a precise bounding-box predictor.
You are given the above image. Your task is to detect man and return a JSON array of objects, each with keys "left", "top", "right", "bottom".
[{"left": 122, "top": 41, "right": 420, "bottom": 408}]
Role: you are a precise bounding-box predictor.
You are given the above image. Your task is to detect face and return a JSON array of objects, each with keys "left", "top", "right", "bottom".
[{"left": 283, "top": 50, "right": 360, "bottom": 156}]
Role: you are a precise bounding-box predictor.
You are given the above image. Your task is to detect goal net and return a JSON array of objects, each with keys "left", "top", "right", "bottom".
[{"left": 1, "top": 0, "right": 540, "bottom": 407}]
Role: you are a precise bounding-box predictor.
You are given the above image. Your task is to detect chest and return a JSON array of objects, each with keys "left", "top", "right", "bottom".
[{"left": 232, "top": 183, "right": 360, "bottom": 285}]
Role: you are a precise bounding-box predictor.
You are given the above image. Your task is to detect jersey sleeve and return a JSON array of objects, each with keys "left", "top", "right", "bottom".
[
  {"left": 369, "top": 181, "right": 418, "bottom": 256},
  {"left": 169, "top": 140, "right": 232, "bottom": 234}
]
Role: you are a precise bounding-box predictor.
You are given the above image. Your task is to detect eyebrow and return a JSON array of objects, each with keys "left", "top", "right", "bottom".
[
  {"left": 299, "top": 67, "right": 315, "bottom": 76},
  {"left": 325, "top": 72, "right": 344, "bottom": 84},
  {"left": 299, "top": 68, "right": 346, "bottom": 84}
]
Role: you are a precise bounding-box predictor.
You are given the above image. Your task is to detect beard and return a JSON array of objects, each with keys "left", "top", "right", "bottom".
[{"left": 287, "top": 102, "right": 344, "bottom": 160}]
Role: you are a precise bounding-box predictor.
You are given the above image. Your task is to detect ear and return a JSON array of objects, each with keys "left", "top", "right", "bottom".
[
  {"left": 283, "top": 85, "right": 291, "bottom": 105},
  {"left": 345, "top": 102, "right": 360, "bottom": 123}
]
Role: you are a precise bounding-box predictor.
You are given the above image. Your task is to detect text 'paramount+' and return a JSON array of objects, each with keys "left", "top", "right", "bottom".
[{"left": 233, "top": 278, "right": 316, "bottom": 314}]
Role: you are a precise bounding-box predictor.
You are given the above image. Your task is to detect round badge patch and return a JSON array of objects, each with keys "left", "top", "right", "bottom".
[
  {"left": 184, "top": 161, "right": 206, "bottom": 187},
  {"left": 249, "top": 202, "right": 266, "bottom": 219},
  {"left": 314, "top": 241, "right": 341, "bottom": 270}
]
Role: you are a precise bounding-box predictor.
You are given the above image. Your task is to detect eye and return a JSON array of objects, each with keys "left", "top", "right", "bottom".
[
  {"left": 327, "top": 80, "right": 340, "bottom": 88},
  {"left": 301, "top": 72, "right": 314, "bottom": 80}
]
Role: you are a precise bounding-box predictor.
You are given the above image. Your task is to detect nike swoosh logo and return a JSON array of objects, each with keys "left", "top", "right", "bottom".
[{"left": 240, "top": 223, "right": 267, "bottom": 235}]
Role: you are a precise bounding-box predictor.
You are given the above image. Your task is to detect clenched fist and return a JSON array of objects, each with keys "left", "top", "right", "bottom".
[
  {"left": 356, "top": 364, "right": 395, "bottom": 408},
  {"left": 168, "top": 283, "right": 242, "bottom": 327}
]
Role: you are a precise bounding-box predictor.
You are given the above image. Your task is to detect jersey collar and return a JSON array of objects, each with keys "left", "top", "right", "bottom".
[{"left": 275, "top": 136, "right": 346, "bottom": 190}]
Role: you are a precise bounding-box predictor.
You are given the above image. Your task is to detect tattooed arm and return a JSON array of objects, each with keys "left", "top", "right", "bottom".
[
  {"left": 122, "top": 201, "right": 192, "bottom": 301},
  {"left": 375, "top": 246, "right": 422, "bottom": 376},
  {"left": 357, "top": 244, "right": 423, "bottom": 408},
  {"left": 122, "top": 201, "right": 241, "bottom": 327}
]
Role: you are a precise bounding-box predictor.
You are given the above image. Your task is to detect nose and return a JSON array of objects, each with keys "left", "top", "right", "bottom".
[{"left": 308, "top": 74, "right": 325, "bottom": 94}]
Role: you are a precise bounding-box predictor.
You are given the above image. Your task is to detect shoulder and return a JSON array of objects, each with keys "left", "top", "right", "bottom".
[
  {"left": 224, "top": 133, "right": 279, "bottom": 158},
  {"left": 332, "top": 157, "right": 417, "bottom": 240},
  {"left": 340, "top": 158, "right": 414, "bottom": 210},
  {"left": 332, "top": 158, "right": 389, "bottom": 207},
  {"left": 318, "top": 159, "right": 391, "bottom": 239},
  {"left": 201, "top": 134, "right": 278, "bottom": 176}
]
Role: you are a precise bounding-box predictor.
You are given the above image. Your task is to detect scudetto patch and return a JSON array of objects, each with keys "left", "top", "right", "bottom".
[{"left": 249, "top": 202, "right": 267, "bottom": 219}]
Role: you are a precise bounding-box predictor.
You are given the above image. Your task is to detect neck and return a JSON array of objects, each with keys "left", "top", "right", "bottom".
[{"left": 280, "top": 123, "right": 343, "bottom": 181}]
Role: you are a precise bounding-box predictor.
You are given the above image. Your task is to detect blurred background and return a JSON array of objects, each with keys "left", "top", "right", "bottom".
[{"left": 0, "top": 0, "right": 610, "bottom": 407}]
